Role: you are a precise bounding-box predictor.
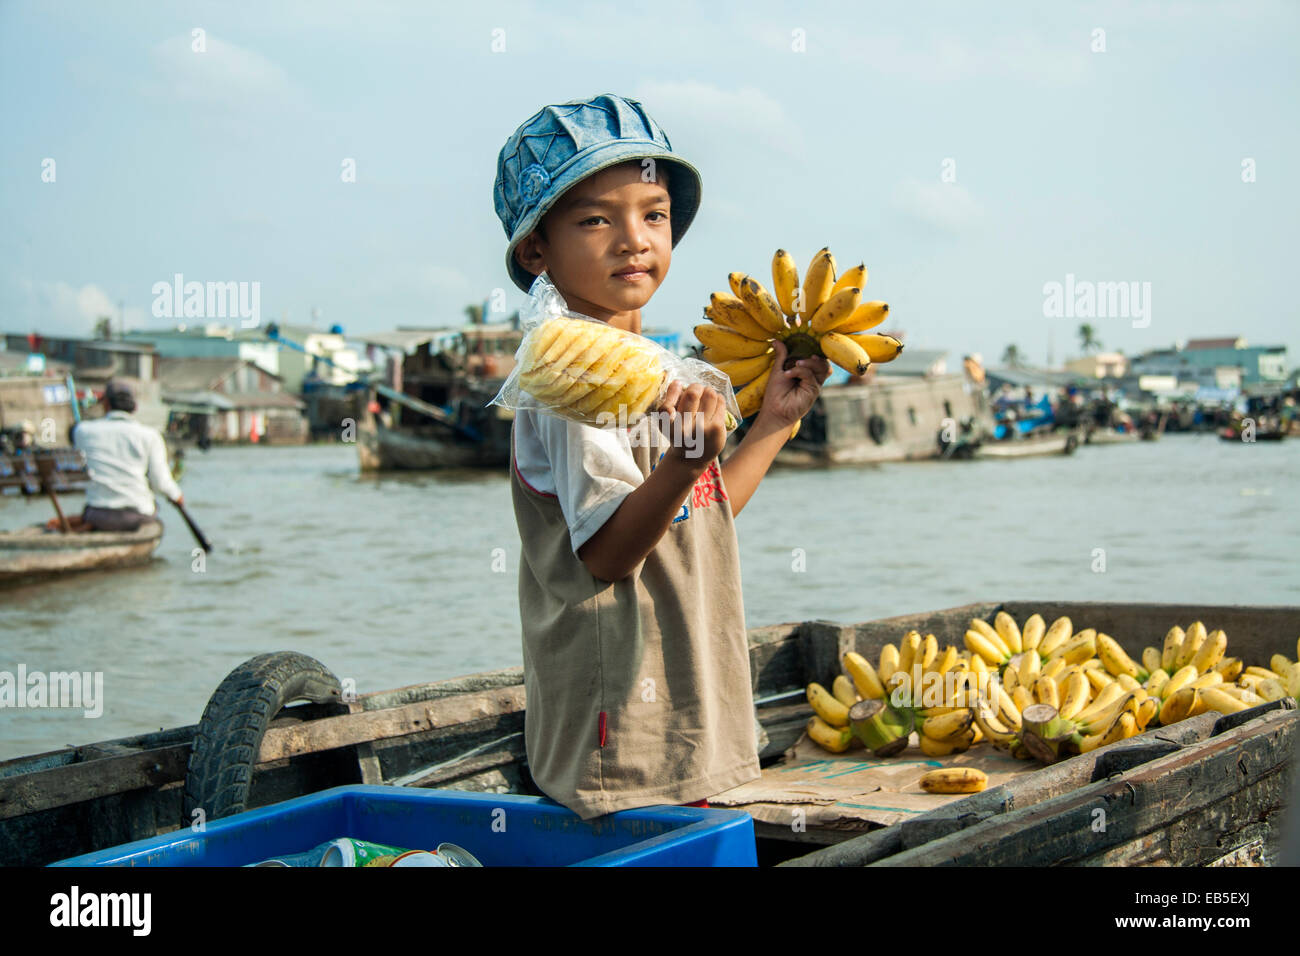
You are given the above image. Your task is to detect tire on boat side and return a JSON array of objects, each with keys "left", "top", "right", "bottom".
[{"left": 183, "top": 652, "right": 343, "bottom": 824}]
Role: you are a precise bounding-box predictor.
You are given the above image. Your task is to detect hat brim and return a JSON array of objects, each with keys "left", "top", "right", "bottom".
[{"left": 504, "top": 142, "right": 701, "bottom": 293}]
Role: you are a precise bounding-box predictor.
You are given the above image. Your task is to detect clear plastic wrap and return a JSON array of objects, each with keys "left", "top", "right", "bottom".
[{"left": 488, "top": 273, "right": 741, "bottom": 430}]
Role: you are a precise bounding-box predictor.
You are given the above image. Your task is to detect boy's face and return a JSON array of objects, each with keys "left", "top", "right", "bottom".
[{"left": 514, "top": 161, "right": 672, "bottom": 322}]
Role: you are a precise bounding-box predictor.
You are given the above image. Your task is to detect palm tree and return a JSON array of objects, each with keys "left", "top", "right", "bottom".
[
  {"left": 1078, "top": 324, "right": 1100, "bottom": 354},
  {"left": 1002, "top": 343, "right": 1024, "bottom": 367},
  {"left": 464, "top": 304, "right": 484, "bottom": 325}
]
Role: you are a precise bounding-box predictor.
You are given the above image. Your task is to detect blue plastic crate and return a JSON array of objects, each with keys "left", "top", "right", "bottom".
[{"left": 50, "top": 785, "right": 757, "bottom": 867}]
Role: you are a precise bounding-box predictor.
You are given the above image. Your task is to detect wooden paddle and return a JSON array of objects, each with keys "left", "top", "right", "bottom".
[{"left": 170, "top": 498, "right": 212, "bottom": 552}]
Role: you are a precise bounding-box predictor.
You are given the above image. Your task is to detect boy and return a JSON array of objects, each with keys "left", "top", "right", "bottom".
[{"left": 495, "top": 94, "right": 829, "bottom": 819}]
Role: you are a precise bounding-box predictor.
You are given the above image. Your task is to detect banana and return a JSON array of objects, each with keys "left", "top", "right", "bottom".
[
  {"left": 1144, "top": 668, "right": 1169, "bottom": 699},
  {"left": 843, "top": 651, "right": 887, "bottom": 700},
  {"left": 1033, "top": 676, "right": 1060, "bottom": 709},
  {"left": 1199, "top": 686, "right": 1249, "bottom": 714},
  {"left": 972, "top": 700, "right": 1018, "bottom": 747},
  {"left": 1059, "top": 670, "right": 1091, "bottom": 720},
  {"left": 1042, "top": 657, "right": 1068, "bottom": 682},
  {"left": 969, "top": 618, "right": 1009, "bottom": 656},
  {"left": 1073, "top": 681, "right": 1126, "bottom": 726},
  {"left": 835, "top": 300, "right": 890, "bottom": 334},
  {"left": 933, "top": 644, "right": 960, "bottom": 677},
  {"left": 1189, "top": 671, "right": 1223, "bottom": 690},
  {"left": 830, "top": 262, "right": 866, "bottom": 297},
  {"left": 919, "top": 728, "right": 975, "bottom": 757},
  {"left": 1021, "top": 614, "right": 1046, "bottom": 653},
  {"left": 713, "top": 352, "right": 775, "bottom": 388},
  {"left": 1085, "top": 666, "right": 1112, "bottom": 694},
  {"left": 1255, "top": 678, "right": 1289, "bottom": 703},
  {"left": 1176, "top": 621, "right": 1207, "bottom": 671},
  {"left": 1244, "top": 666, "right": 1281, "bottom": 680},
  {"left": 807, "top": 715, "right": 853, "bottom": 753},
  {"left": 1011, "top": 685, "right": 1035, "bottom": 716},
  {"left": 694, "top": 323, "right": 773, "bottom": 358},
  {"left": 878, "top": 644, "right": 901, "bottom": 684},
  {"left": 809, "top": 286, "right": 863, "bottom": 334},
  {"left": 1159, "top": 686, "right": 1200, "bottom": 725},
  {"left": 850, "top": 333, "right": 904, "bottom": 363},
  {"left": 1270, "top": 654, "right": 1294, "bottom": 677},
  {"left": 993, "top": 683, "right": 1022, "bottom": 731},
  {"left": 832, "top": 674, "right": 860, "bottom": 709},
  {"left": 1117, "top": 673, "right": 1142, "bottom": 692},
  {"left": 1134, "top": 695, "right": 1160, "bottom": 729},
  {"left": 1003, "top": 657, "right": 1021, "bottom": 692},
  {"left": 738, "top": 276, "right": 789, "bottom": 335},
  {"left": 706, "top": 295, "right": 776, "bottom": 341},
  {"left": 1049, "top": 629, "right": 1097, "bottom": 666},
  {"left": 807, "top": 682, "right": 850, "bottom": 728},
  {"left": 1097, "top": 633, "right": 1145, "bottom": 681},
  {"left": 1039, "top": 617, "right": 1073, "bottom": 658},
  {"left": 920, "top": 634, "right": 940, "bottom": 672},
  {"left": 800, "top": 249, "right": 836, "bottom": 321},
  {"left": 1077, "top": 711, "right": 1136, "bottom": 753},
  {"left": 727, "top": 272, "right": 746, "bottom": 298},
  {"left": 1191, "top": 629, "right": 1227, "bottom": 674},
  {"left": 1161, "top": 626, "right": 1185, "bottom": 673},
  {"left": 818, "top": 331, "right": 871, "bottom": 376},
  {"left": 1141, "top": 646, "right": 1162, "bottom": 676},
  {"left": 965, "top": 630, "right": 1009, "bottom": 668},
  {"left": 771, "top": 249, "right": 799, "bottom": 317},
  {"left": 1216, "top": 656, "right": 1243, "bottom": 682},
  {"left": 1018, "top": 648, "right": 1042, "bottom": 687},
  {"left": 920, "top": 708, "right": 974, "bottom": 741},
  {"left": 995, "top": 611, "right": 1023, "bottom": 654},
  {"left": 735, "top": 364, "right": 773, "bottom": 418},
  {"left": 1162, "top": 664, "right": 1200, "bottom": 699},
  {"left": 897, "top": 631, "right": 922, "bottom": 678},
  {"left": 1076, "top": 690, "right": 1138, "bottom": 735},
  {"left": 919, "top": 767, "right": 987, "bottom": 794}
]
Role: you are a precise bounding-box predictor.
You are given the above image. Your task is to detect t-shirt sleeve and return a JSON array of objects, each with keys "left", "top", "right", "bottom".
[{"left": 528, "top": 409, "right": 643, "bottom": 555}]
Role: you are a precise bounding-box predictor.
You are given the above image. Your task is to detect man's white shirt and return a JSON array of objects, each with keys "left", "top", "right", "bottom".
[{"left": 73, "top": 411, "right": 181, "bottom": 514}]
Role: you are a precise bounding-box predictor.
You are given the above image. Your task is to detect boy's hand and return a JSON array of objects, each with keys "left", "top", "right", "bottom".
[
  {"left": 659, "top": 382, "right": 728, "bottom": 468},
  {"left": 759, "top": 339, "right": 832, "bottom": 426}
]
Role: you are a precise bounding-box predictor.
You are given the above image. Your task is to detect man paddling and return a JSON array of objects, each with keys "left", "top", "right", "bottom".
[{"left": 72, "top": 380, "right": 182, "bottom": 532}]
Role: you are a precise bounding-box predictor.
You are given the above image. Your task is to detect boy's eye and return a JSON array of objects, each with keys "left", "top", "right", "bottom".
[
  {"left": 647, "top": 211, "right": 668, "bottom": 222},
  {"left": 580, "top": 216, "right": 606, "bottom": 225}
]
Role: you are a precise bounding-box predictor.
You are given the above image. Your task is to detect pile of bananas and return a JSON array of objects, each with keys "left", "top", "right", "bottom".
[
  {"left": 803, "top": 611, "right": 1299, "bottom": 767},
  {"left": 696, "top": 248, "right": 905, "bottom": 432}
]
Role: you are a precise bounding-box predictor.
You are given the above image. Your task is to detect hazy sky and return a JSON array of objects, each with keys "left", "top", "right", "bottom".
[{"left": 2, "top": 0, "right": 1297, "bottom": 368}]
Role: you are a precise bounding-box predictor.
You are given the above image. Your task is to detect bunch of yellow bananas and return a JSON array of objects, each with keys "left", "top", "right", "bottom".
[
  {"left": 696, "top": 248, "right": 904, "bottom": 430},
  {"left": 803, "top": 613, "right": 1298, "bottom": 763}
]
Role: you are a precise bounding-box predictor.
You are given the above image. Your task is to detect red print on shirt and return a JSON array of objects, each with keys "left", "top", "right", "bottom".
[{"left": 691, "top": 460, "right": 729, "bottom": 510}]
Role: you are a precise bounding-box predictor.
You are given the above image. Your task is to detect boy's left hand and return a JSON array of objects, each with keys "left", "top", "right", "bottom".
[{"left": 758, "top": 340, "right": 831, "bottom": 426}]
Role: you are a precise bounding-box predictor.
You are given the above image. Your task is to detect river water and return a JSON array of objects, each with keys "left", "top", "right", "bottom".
[{"left": 2, "top": 434, "right": 1297, "bottom": 760}]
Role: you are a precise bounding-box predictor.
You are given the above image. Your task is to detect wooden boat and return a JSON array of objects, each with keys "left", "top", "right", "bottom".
[
  {"left": 2, "top": 600, "right": 1295, "bottom": 867},
  {"left": 1084, "top": 426, "right": 1141, "bottom": 445},
  {"left": 973, "top": 429, "right": 1079, "bottom": 459},
  {"left": 0, "top": 523, "right": 163, "bottom": 580}
]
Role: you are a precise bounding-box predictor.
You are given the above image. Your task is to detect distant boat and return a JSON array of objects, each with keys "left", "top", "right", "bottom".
[
  {"left": 0, "top": 523, "right": 162, "bottom": 581},
  {"left": 973, "top": 429, "right": 1079, "bottom": 459}
]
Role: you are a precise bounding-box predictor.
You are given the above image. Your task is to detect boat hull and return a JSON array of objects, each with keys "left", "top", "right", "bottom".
[
  {"left": 974, "top": 430, "right": 1078, "bottom": 458},
  {"left": 3, "top": 600, "right": 1296, "bottom": 866},
  {"left": 0, "top": 523, "right": 163, "bottom": 579}
]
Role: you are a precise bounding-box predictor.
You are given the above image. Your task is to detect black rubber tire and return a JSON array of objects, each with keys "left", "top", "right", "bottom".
[
  {"left": 867, "top": 414, "right": 888, "bottom": 444},
  {"left": 183, "top": 652, "right": 342, "bottom": 823}
]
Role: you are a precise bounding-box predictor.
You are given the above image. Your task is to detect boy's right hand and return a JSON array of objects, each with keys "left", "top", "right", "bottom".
[{"left": 659, "top": 382, "right": 728, "bottom": 469}]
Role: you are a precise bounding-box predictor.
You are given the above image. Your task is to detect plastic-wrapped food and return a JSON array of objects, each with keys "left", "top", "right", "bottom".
[{"left": 488, "top": 273, "right": 742, "bottom": 430}]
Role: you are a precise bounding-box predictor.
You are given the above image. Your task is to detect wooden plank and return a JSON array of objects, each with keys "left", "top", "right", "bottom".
[
  {"left": 0, "top": 745, "right": 189, "bottom": 821},
  {"left": 257, "top": 685, "right": 526, "bottom": 762},
  {"left": 872, "top": 708, "right": 1297, "bottom": 867}
]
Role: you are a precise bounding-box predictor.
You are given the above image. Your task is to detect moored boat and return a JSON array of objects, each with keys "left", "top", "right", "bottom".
[
  {"left": 973, "top": 429, "right": 1079, "bottom": 459},
  {"left": 3, "top": 600, "right": 1296, "bottom": 866},
  {"left": 0, "top": 523, "right": 163, "bottom": 581}
]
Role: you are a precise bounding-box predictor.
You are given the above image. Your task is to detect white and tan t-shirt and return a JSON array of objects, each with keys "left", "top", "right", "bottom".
[{"left": 510, "top": 406, "right": 761, "bottom": 819}]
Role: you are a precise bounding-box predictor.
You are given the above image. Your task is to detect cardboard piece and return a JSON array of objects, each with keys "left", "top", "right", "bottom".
[{"left": 710, "top": 732, "right": 1038, "bottom": 831}]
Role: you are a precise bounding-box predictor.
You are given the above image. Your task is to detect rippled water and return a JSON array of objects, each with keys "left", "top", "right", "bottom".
[{"left": 2, "top": 434, "right": 1297, "bottom": 760}]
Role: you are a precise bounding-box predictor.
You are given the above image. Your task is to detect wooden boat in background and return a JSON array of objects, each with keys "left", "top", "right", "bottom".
[
  {"left": 0, "top": 523, "right": 163, "bottom": 580},
  {"left": 2, "top": 600, "right": 1295, "bottom": 867},
  {"left": 973, "top": 429, "right": 1079, "bottom": 459}
]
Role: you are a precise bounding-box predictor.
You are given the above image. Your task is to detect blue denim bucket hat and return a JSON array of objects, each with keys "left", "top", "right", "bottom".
[{"left": 494, "top": 93, "right": 703, "bottom": 292}]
